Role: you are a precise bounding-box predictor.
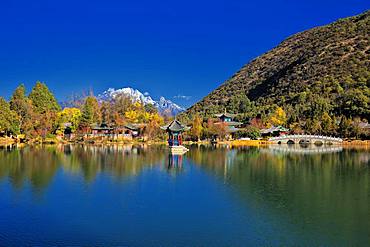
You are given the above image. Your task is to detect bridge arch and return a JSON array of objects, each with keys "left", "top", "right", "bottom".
[
  {"left": 299, "top": 139, "right": 310, "bottom": 144},
  {"left": 314, "top": 140, "right": 323, "bottom": 146},
  {"left": 287, "top": 140, "right": 295, "bottom": 145}
]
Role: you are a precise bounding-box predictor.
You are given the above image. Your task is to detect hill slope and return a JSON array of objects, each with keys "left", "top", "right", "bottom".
[{"left": 184, "top": 11, "right": 370, "bottom": 123}]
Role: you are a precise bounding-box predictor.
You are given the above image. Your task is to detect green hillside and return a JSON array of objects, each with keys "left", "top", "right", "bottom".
[{"left": 184, "top": 10, "right": 369, "bottom": 134}]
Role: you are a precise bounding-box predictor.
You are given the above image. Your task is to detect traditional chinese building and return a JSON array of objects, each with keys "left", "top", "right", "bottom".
[
  {"left": 91, "top": 123, "right": 114, "bottom": 137},
  {"left": 260, "top": 125, "right": 289, "bottom": 137},
  {"left": 161, "top": 119, "right": 190, "bottom": 154},
  {"left": 214, "top": 110, "right": 243, "bottom": 139}
]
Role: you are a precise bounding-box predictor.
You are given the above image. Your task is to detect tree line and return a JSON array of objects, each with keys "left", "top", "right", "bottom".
[{"left": 0, "top": 82, "right": 166, "bottom": 141}]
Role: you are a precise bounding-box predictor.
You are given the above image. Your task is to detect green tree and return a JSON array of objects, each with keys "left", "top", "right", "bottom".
[
  {"left": 0, "top": 97, "right": 20, "bottom": 135},
  {"left": 29, "top": 81, "right": 61, "bottom": 113},
  {"left": 339, "top": 116, "right": 352, "bottom": 138},
  {"left": 9, "top": 84, "right": 33, "bottom": 132},
  {"left": 79, "top": 96, "right": 101, "bottom": 131},
  {"left": 321, "top": 112, "right": 336, "bottom": 135}
]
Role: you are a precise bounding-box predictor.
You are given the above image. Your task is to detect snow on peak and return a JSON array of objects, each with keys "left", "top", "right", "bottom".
[{"left": 98, "top": 87, "right": 185, "bottom": 116}]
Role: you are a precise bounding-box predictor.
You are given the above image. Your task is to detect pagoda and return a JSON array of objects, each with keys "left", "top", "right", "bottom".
[{"left": 161, "top": 119, "right": 190, "bottom": 154}]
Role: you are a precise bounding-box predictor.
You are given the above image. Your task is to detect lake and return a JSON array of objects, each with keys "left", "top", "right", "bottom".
[{"left": 0, "top": 144, "right": 369, "bottom": 246}]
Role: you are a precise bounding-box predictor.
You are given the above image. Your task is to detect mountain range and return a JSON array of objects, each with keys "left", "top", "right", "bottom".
[{"left": 98, "top": 87, "right": 185, "bottom": 116}]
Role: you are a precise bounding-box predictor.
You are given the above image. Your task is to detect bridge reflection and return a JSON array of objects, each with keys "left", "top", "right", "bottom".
[{"left": 265, "top": 144, "right": 343, "bottom": 154}]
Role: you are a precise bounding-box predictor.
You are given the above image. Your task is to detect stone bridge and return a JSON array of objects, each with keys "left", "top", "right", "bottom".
[{"left": 269, "top": 135, "right": 343, "bottom": 145}]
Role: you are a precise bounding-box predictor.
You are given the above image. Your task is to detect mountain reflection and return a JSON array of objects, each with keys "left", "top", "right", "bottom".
[
  {"left": 0, "top": 144, "right": 369, "bottom": 245},
  {"left": 187, "top": 145, "right": 370, "bottom": 245}
]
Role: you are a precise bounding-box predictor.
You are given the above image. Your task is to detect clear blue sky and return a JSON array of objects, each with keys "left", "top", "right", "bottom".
[{"left": 0, "top": 0, "right": 368, "bottom": 107}]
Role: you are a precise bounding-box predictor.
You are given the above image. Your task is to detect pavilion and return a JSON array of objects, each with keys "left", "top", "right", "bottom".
[{"left": 161, "top": 119, "right": 190, "bottom": 154}]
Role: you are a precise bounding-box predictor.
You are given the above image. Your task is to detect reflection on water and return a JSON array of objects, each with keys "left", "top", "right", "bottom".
[
  {"left": 0, "top": 144, "right": 369, "bottom": 246},
  {"left": 0, "top": 144, "right": 166, "bottom": 192},
  {"left": 267, "top": 144, "right": 343, "bottom": 154}
]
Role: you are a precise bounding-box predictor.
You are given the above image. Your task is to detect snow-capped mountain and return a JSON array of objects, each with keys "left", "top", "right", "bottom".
[{"left": 98, "top": 87, "right": 185, "bottom": 116}]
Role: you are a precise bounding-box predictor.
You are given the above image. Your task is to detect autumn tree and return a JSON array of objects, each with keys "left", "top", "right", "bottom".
[
  {"left": 190, "top": 114, "right": 203, "bottom": 141},
  {"left": 56, "top": 108, "right": 82, "bottom": 135},
  {"left": 145, "top": 113, "right": 164, "bottom": 140},
  {"left": 268, "top": 107, "right": 287, "bottom": 127},
  {"left": 0, "top": 97, "right": 20, "bottom": 135}
]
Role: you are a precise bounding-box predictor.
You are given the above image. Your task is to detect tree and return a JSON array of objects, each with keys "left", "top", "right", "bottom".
[
  {"left": 101, "top": 101, "right": 113, "bottom": 125},
  {"left": 268, "top": 107, "right": 287, "bottom": 126},
  {"left": 0, "top": 97, "right": 20, "bottom": 135},
  {"left": 9, "top": 84, "right": 33, "bottom": 132},
  {"left": 351, "top": 118, "right": 363, "bottom": 139},
  {"left": 144, "top": 104, "right": 158, "bottom": 114},
  {"left": 56, "top": 108, "right": 82, "bottom": 135},
  {"left": 339, "top": 116, "right": 352, "bottom": 138},
  {"left": 235, "top": 126, "right": 261, "bottom": 139},
  {"left": 321, "top": 112, "right": 336, "bottom": 135},
  {"left": 190, "top": 114, "right": 203, "bottom": 141},
  {"left": 79, "top": 96, "right": 101, "bottom": 131},
  {"left": 28, "top": 81, "right": 60, "bottom": 113},
  {"left": 145, "top": 113, "right": 164, "bottom": 140}
]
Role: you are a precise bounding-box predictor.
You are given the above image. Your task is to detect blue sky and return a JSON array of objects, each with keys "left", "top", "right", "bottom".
[{"left": 0, "top": 0, "right": 369, "bottom": 107}]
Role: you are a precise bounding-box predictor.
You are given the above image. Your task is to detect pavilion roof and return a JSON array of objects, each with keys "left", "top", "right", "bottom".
[
  {"left": 214, "top": 112, "right": 236, "bottom": 118},
  {"left": 160, "top": 119, "right": 191, "bottom": 132},
  {"left": 91, "top": 123, "right": 114, "bottom": 130}
]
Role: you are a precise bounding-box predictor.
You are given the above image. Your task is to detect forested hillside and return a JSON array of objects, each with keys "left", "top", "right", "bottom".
[{"left": 184, "top": 11, "right": 369, "bottom": 135}]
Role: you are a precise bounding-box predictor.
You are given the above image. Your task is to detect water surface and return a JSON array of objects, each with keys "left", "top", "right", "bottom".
[{"left": 0, "top": 144, "right": 369, "bottom": 246}]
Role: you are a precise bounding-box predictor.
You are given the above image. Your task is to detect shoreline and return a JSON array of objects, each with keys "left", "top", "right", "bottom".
[{"left": 1, "top": 138, "right": 370, "bottom": 148}]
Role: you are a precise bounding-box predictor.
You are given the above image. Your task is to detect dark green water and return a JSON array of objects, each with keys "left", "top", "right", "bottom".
[{"left": 0, "top": 144, "right": 369, "bottom": 246}]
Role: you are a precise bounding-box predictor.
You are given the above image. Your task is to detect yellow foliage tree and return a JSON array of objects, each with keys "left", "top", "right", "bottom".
[
  {"left": 56, "top": 108, "right": 82, "bottom": 135},
  {"left": 191, "top": 114, "right": 203, "bottom": 141},
  {"left": 269, "top": 107, "right": 287, "bottom": 126},
  {"left": 125, "top": 110, "right": 139, "bottom": 123}
]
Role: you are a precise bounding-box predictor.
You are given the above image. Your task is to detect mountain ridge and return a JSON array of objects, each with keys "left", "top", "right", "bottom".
[{"left": 183, "top": 10, "right": 370, "bottom": 124}]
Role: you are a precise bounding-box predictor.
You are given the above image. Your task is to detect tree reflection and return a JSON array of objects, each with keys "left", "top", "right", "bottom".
[
  {"left": 0, "top": 144, "right": 167, "bottom": 193},
  {"left": 187, "top": 145, "right": 370, "bottom": 245}
]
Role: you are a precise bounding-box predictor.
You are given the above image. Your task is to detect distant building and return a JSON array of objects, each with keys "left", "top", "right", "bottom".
[
  {"left": 260, "top": 126, "right": 289, "bottom": 137},
  {"left": 91, "top": 123, "right": 114, "bottom": 137},
  {"left": 88, "top": 123, "right": 145, "bottom": 140},
  {"left": 214, "top": 111, "right": 243, "bottom": 140}
]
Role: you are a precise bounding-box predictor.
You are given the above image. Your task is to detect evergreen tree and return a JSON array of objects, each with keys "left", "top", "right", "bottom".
[
  {"left": 29, "top": 81, "right": 61, "bottom": 113},
  {"left": 79, "top": 96, "right": 100, "bottom": 130},
  {"left": 339, "top": 116, "right": 352, "bottom": 138},
  {"left": 10, "top": 84, "right": 33, "bottom": 132}
]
